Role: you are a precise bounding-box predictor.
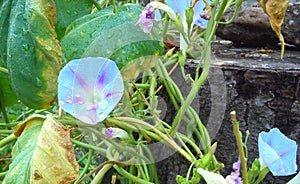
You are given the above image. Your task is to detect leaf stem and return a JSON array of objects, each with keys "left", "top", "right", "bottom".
[
  {"left": 0, "top": 134, "right": 16, "bottom": 148},
  {"left": 113, "top": 165, "right": 154, "bottom": 184},
  {"left": 116, "top": 117, "right": 194, "bottom": 163},
  {"left": 230, "top": 111, "right": 248, "bottom": 184},
  {"left": 91, "top": 163, "right": 113, "bottom": 184},
  {"left": 0, "top": 67, "right": 8, "bottom": 74},
  {"left": 90, "top": 0, "right": 101, "bottom": 10},
  {"left": 0, "top": 171, "right": 7, "bottom": 179},
  {"left": 71, "top": 138, "right": 106, "bottom": 153},
  {"left": 74, "top": 150, "right": 94, "bottom": 184}
]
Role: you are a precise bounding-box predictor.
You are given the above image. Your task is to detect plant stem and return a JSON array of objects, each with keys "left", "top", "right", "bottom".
[
  {"left": 91, "top": 163, "right": 113, "bottom": 184},
  {"left": 230, "top": 111, "right": 248, "bottom": 184},
  {"left": 0, "top": 171, "right": 7, "bottom": 178},
  {"left": 71, "top": 138, "right": 106, "bottom": 153},
  {"left": 0, "top": 134, "right": 16, "bottom": 148},
  {"left": 90, "top": 0, "right": 101, "bottom": 10},
  {"left": 0, "top": 67, "right": 8, "bottom": 74},
  {"left": 169, "top": 43, "right": 211, "bottom": 136},
  {"left": 113, "top": 165, "right": 154, "bottom": 184},
  {"left": 116, "top": 117, "right": 194, "bottom": 163},
  {"left": 74, "top": 150, "right": 94, "bottom": 184}
]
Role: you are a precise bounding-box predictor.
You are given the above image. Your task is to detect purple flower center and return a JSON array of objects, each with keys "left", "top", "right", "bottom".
[{"left": 105, "top": 127, "right": 115, "bottom": 139}]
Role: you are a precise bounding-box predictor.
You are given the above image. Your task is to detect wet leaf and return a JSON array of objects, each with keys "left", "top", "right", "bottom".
[
  {"left": 4, "top": 114, "right": 79, "bottom": 184},
  {"left": 0, "top": 0, "right": 13, "bottom": 67},
  {"left": 0, "top": 69, "right": 18, "bottom": 108},
  {"left": 258, "top": 0, "right": 290, "bottom": 59},
  {"left": 58, "top": 57, "right": 124, "bottom": 125},
  {"left": 61, "top": 4, "right": 164, "bottom": 80},
  {"left": 55, "top": 0, "right": 93, "bottom": 39},
  {"left": 7, "top": 0, "right": 62, "bottom": 109}
]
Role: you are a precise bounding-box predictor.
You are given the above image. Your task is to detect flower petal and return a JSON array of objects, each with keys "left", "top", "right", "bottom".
[
  {"left": 287, "top": 172, "right": 300, "bottom": 184},
  {"left": 197, "top": 168, "right": 228, "bottom": 184},
  {"left": 165, "top": 0, "right": 207, "bottom": 28},
  {"left": 258, "top": 128, "right": 298, "bottom": 176},
  {"left": 58, "top": 57, "right": 124, "bottom": 125}
]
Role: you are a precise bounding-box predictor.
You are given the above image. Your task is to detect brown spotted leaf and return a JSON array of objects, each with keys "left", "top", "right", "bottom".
[
  {"left": 4, "top": 114, "right": 79, "bottom": 184},
  {"left": 258, "top": 0, "right": 290, "bottom": 59}
]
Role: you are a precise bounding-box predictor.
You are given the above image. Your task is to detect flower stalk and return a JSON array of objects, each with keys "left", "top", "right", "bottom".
[{"left": 230, "top": 111, "right": 248, "bottom": 184}]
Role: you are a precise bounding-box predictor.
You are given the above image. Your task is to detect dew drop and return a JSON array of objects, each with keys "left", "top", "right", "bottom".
[
  {"left": 22, "top": 44, "right": 30, "bottom": 51},
  {"left": 99, "top": 100, "right": 108, "bottom": 110},
  {"left": 98, "top": 112, "right": 107, "bottom": 120},
  {"left": 80, "top": 31, "right": 84, "bottom": 38},
  {"left": 36, "top": 77, "right": 42, "bottom": 87}
]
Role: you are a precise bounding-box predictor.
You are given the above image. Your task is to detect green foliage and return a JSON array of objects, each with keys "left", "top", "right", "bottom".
[
  {"left": 61, "top": 4, "right": 164, "bottom": 80},
  {"left": 248, "top": 158, "right": 261, "bottom": 183},
  {"left": 7, "top": 0, "right": 62, "bottom": 109},
  {"left": 0, "top": 0, "right": 13, "bottom": 67},
  {"left": 0, "top": 69, "right": 18, "bottom": 121},
  {"left": 3, "top": 115, "right": 79, "bottom": 184},
  {"left": 55, "top": 0, "right": 93, "bottom": 40}
]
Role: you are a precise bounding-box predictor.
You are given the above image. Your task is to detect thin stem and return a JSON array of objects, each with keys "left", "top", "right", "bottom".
[
  {"left": 0, "top": 171, "right": 7, "bottom": 178},
  {"left": 169, "top": 44, "right": 211, "bottom": 135},
  {"left": 74, "top": 150, "right": 94, "bottom": 184},
  {"left": 254, "top": 167, "right": 269, "bottom": 184},
  {"left": 0, "top": 134, "right": 16, "bottom": 148},
  {"left": 113, "top": 165, "right": 154, "bottom": 184},
  {"left": 91, "top": 163, "right": 113, "bottom": 184},
  {"left": 116, "top": 117, "right": 194, "bottom": 163},
  {"left": 0, "top": 67, "right": 8, "bottom": 74},
  {"left": 231, "top": 111, "right": 248, "bottom": 184},
  {"left": 71, "top": 138, "right": 106, "bottom": 153},
  {"left": 90, "top": 0, "right": 101, "bottom": 10}
]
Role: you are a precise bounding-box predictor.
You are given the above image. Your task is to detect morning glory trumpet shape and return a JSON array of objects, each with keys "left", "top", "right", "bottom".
[
  {"left": 258, "top": 128, "right": 298, "bottom": 176},
  {"left": 58, "top": 57, "right": 124, "bottom": 125},
  {"left": 165, "top": 0, "right": 208, "bottom": 29}
]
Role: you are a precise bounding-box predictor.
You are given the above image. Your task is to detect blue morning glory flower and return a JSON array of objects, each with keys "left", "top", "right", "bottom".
[
  {"left": 165, "top": 0, "right": 208, "bottom": 29},
  {"left": 58, "top": 57, "right": 124, "bottom": 125},
  {"left": 258, "top": 128, "right": 298, "bottom": 176}
]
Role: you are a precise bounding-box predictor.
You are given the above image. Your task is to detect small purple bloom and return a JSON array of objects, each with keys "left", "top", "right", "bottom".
[
  {"left": 225, "top": 158, "right": 242, "bottom": 184},
  {"left": 105, "top": 127, "right": 115, "bottom": 139},
  {"left": 136, "top": 5, "right": 155, "bottom": 33},
  {"left": 258, "top": 128, "right": 298, "bottom": 176},
  {"left": 200, "top": 11, "right": 210, "bottom": 20},
  {"left": 58, "top": 57, "right": 124, "bottom": 125},
  {"left": 105, "top": 127, "right": 129, "bottom": 139}
]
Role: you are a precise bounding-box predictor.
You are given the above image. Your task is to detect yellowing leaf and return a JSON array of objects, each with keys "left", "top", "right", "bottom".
[
  {"left": 258, "top": 0, "right": 290, "bottom": 59},
  {"left": 4, "top": 114, "right": 79, "bottom": 184}
]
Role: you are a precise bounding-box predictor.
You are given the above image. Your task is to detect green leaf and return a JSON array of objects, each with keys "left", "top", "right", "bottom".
[
  {"left": 7, "top": 0, "right": 62, "bottom": 109},
  {"left": 0, "top": 0, "right": 13, "bottom": 68},
  {"left": 197, "top": 168, "right": 228, "bottom": 184},
  {"left": 248, "top": 158, "right": 261, "bottom": 183},
  {"left": 0, "top": 68, "right": 18, "bottom": 107},
  {"left": 3, "top": 114, "right": 79, "bottom": 184},
  {"left": 55, "top": 0, "right": 93, "bottom": 40},
  {"left": 61, "top": 4, "right": 164, "bottom": 80}
]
